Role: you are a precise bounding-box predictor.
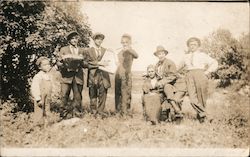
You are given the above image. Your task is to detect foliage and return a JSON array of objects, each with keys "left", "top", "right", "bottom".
[
  {"left": 1, "top": 86, "right": 249, "bottom": 148},
  {"left": 201, "top": 29, "right": 249, "bottom": 87},
  {"left": 238, "top": 32, "right": 250, "bottom": 84},
  {"left": 0, "top": 1, "right": 92, "bottom": 112}
]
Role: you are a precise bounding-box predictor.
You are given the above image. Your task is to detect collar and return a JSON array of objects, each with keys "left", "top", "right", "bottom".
[
  {"left": 94, "top": 45, "right": 101, "bottom": 50},
  {"left": 69, "top": 44, "right": 78, "bottom": 49},
  {"left": 39, "top": 71, "right": 50, "bottom": 80},
  {"left": 158, "top": 58, "right": 166, "bottom": 65},
  {"left": 189, "top": 49, "right": 201, "bottom": 54}
]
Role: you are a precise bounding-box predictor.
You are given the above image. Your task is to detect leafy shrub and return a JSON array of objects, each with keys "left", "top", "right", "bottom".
[
  {"left": 1, "top": 1, "right": 91, "bottom": 112},
  {"left": 201, "top": 29, "right": 249, "bottom": 87}
]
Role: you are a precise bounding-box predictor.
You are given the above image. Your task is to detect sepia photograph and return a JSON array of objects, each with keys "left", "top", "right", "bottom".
[{"left": 0, "top": 0, "right": 249, "bottom": 156}]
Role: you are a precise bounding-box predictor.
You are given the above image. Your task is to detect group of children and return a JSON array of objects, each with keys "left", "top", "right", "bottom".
[
  {"left": 142, "top": 37, "right": 218, "bottom": 124},
  {"left": 31, "top": 32, "right": 138, "bottom": 126},
  {"left": 31, "top": 32, "right": 218, "bottom": 126}
]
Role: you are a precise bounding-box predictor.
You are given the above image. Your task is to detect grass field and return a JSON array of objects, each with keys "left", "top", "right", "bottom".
[{"left": 1, "top": 72, "right": 249, "bottom": 148}]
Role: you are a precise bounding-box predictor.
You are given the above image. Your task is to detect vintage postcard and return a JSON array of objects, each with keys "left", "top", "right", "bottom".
[{"left": 0, "top": 0, "right": 249, "bottom": 156}]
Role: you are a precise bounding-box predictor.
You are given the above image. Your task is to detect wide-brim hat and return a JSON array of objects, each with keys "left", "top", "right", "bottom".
[
  {"left": 67, "top": 31, "right": 79, "bottom": 41},
  {"left": 92, "top": 32, "right": 105, "bottom": 40},
  {"left": 154, "top": 45, "right": 168, "bottom": 56}
]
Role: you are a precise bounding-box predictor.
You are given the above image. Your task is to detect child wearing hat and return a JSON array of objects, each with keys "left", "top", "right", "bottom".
[
  {"left": 85, "top": 32, "right": 111, "bottom": 117},
  {"left": 180, "top": 37, "right": 218, "bottom": 123},
  {"left": 154, "top": 45, "right": 184, "bottom": 121},
  {"left": 31, "top": 56, "right": 52, "bottom": 126},
  {"left": 57, "top": 31, "right": 88, "bottom": 118},
  {"left": 115, "top": 34, "right": 138, "bottom": 116}
]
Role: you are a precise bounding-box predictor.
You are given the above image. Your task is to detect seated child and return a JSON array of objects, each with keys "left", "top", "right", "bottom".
[
  {"left": 31, "top": 56, "right": 52, "bottom": 126},
  {"left": 142, "top": 65, "right": 173, "bottom": 124},
  {"left": 142, "top": 65, "right": 171, "bottom": 124},
  {"left": 142, "top": 65, "right": 159, "bottom": 94}
]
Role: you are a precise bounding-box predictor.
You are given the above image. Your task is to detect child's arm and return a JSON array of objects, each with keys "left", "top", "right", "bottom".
[
  {"left": 80, "top": 48, "right": 91, "bottom": 69},
  {"left": 129, "top": 49, "right": 138, "bottom": 59},
  {"left": 142, "top": 79, "right": 153, "bottom": 94},
  {"left": 31, "top": 74, "right": 42, "bottom": 103},
  {"left": 124, "top": 48, "right": 138, "bottom": 59}
]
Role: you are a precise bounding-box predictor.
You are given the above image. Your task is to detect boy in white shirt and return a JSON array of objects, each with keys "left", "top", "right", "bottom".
[
  {"left": 31, "top": 56, "right": 52, "bottom": 126},
  {"left": 181, "top": 37, "right": 218, "bottom": 123}
]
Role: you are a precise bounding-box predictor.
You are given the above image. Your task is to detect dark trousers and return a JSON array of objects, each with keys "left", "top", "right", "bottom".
[
  {"left": 89, "top": 84, "right": 107, "bottom": 113},
  {"left": 61, "top": 77, "right": 83, "bottom": 116},
  {"left": 115, "top": 73, "right": 132, "bottom": 114},
  {"left": 186, "top": 69, "right": 208, "bottom": 118}
]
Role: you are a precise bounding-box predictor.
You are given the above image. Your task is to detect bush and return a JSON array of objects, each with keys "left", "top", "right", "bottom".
[
  {"left": 1, "top": 1, "right": 91, "bottom": 112},
  {"left": 201, "top": 29, "right": 248, "bottom": 87}
]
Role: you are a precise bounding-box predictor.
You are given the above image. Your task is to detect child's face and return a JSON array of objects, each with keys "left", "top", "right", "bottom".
[
  {"left": 69, "top": 36, "right": 79, "bottom": 47},
  {"left": 121, "top": 37, "right": 131, "bottom": 49},
  {"left": 188, "top": 41, "right": 199, "bottom": 52},
  {"left": 94, "top": 38, "right": 103, "bottom": 47},
  {"left": 39, "top": 60, "right": 51, "bottom": 72},
  {"left": 147, "top": 68, "right": 156, "bottom": 79},
  {"left": 156, "top": 51, "right": 166, "bottom": 62}
]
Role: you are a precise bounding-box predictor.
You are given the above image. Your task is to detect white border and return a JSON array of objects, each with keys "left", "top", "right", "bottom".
[{"left": 0, "top": 148, "right": 249, "bottom": 157}]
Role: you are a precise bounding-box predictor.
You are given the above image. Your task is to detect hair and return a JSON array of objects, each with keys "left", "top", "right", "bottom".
[
  {"left": 36, "top": 56, "right": 49, "bottom": 67},
  {"left": 186, "top": 37, "right": 201, "bottom": 47},
  {"left": 121, "top": 33, "right": 132, "bottom": 41},
  {"left": 147, "top": 64, "right": 155, "bottom": 71}
]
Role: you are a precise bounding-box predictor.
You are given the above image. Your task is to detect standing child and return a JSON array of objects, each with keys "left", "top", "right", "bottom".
[
  {"left": 57, "top": 31, "right": 88, "bottom": 118},
  {"left": 31, "top": 56, "right": 52, "bottom": 126},
  {"left": 86, "top": 33, "right": 111, "bottom": 117},
  {"left": 181, "top": 37, "right": 218, "bottom": 123},
  {"left": 115, "top": 34, "right": 138, "bottom": 116}
]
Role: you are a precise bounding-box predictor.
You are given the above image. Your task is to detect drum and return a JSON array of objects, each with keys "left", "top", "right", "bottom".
[
  {"left": 62, "top": 54, "right": 83, "bottom": 72},
  {"left": 143, "top": 93, "right": 162, "bottom": 124}
]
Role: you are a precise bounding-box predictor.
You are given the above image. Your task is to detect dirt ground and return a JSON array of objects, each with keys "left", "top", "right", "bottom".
[{"left": 0, "top": 72, "right": 249, "bottom": 148}]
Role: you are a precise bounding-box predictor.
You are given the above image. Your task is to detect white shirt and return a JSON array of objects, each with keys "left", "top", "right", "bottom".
[
  {"left": 30, "top": 71, "right": 51, "bottom": 101},
  {"left": 69, "top": 45, "right": 79, "bottom": 55},
  {"left": 150, "top": 77, "right": 158, "bottom": 89},
  {"left": 94, "top": 45, "right": 101, "bottom": 57},
  {"left": 182, "top": 50, "right": 218, "bottom": 73}
]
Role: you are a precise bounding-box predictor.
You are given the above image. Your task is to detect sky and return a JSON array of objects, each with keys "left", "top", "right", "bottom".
[{"left": 81, "top": 2, "right": 249, "bottom": 71}]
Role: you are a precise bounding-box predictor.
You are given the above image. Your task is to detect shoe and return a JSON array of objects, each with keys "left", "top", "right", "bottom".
[
  {"left": 174, "top": 113, "right": 183, "bottom": 124},
  {"left": 198, "top": 117, "right": 206, "bottom": 123},
  {"left": 197, "top": 114, "right": 206, "bottom": 123},
  {"left": 98, "top": 111, "right": 108, "bottom": 118},
  {"left": 175, "top": 113, "right": 184, "bottom": 118}
]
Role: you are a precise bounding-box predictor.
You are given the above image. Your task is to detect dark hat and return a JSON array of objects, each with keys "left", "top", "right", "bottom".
[
  {"left": 67, "top": 31, "right": 79, "bottom": 41},
  {"left": 186, "top": 37, "right": 201, "bottom": 47},
  {"left": 154, "top": 45, "right": 168, "bottom": 56},
  {"left": 92, "top": 32, "right": 105, "bottom": 40},
  {"left": 36, "top": 56, "right": 49, "bottom": 66}
]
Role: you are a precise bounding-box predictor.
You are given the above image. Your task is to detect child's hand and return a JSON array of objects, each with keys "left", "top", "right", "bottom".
[
  {"left": 57, "top": 61, "right": 63, "bottom": 67},
  {"left": 155, "top": 81, "right": 164, "bottom": 89},
  {"left": 123, "top": 46, "right": 132, "bottom": 52},
  {"left": 37, "top": 100, "right": 44, "bottom": 108},
  {"left": 98, "top": 60, "right": 110, "bottom": 67}
]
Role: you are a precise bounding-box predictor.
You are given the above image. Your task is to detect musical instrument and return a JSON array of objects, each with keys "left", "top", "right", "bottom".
[{"left": 61, "top": 54, "right": 83, "bottom": 72}]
